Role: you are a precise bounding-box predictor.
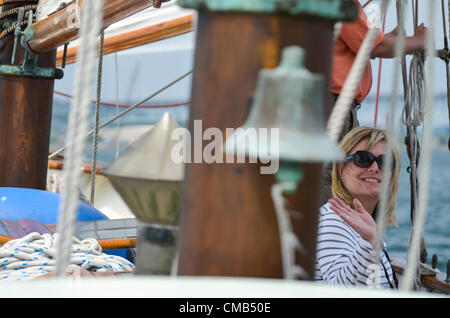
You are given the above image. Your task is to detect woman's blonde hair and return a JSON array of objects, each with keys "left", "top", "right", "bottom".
[{"left": 331, "top": 126, "right": 401, "bottom": 226}]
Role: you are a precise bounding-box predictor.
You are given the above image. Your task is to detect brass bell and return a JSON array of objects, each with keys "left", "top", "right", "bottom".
[{"left": 224, "top": 46, "right": 344, "bottom": 164}]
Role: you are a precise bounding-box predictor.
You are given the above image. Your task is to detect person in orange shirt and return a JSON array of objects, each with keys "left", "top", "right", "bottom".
[
  {"left": 331, "top": 0, "right": 426, "bottom": 141},
  {"left": 322, "top": 0, "right": 426, "bottom": 204}
]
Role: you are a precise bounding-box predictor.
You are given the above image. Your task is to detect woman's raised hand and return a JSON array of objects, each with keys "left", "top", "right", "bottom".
[{"left": 328, "top": 197, "right": 377, "bottom": 248}]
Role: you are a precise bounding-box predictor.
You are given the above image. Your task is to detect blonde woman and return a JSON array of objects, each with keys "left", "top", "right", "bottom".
[{"left": 315, "top": 127, "right": 400, "bottom": 289}]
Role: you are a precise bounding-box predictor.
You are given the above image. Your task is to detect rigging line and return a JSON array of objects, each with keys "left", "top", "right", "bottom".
[
  {"left": 413, "top": 0, "right": 418, "bottom": 30},
  {"left": 53, "top": 90, "right": 189, "bottom": 108},
  {"left": 401, "top": 0, "right": 426, "bottom": 286},
  {"left": 375, "top": 0, "right": 405, "bottom": 265},
  {"left": 48, "top": 69, "right": 193, "bottom": 160},
  {"left": 446, "top": 0, "right": 450, "bottom": 150},
  {"left": 114, "top": 52, "right": 120, "bottom": 160},
  {"left": 442, "top": 0, "right": 449, "bottom": 41},
  {"left": 401, "top": 0, "right": 436, "bottom": 292},
  {"left": 90, "top": 30, "right": 105, "bottom": 205},
  {"left": 0, "top": 4, "right": 37, "bottom": 20},
  {"left": 0, "top": 20, "right": 26, "bottom": 40},
  {"left": 402, "top": 0, "right": 426, "bottom": 269},
  {"left": 362, "top": 0, "right": 373, "bottom": 9},
  {"left": 374, "top": 11, "right": 387, "bottom": 129}
]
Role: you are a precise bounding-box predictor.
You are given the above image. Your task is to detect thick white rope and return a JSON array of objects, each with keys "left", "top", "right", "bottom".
[
  {"left": 54, "top": 0, "right": 106, "bottom": 278},
  {"left": 333, "top": 22, "right": 343, "bottom": 43},
  {"left": 374, "top": 0, "right": 406, "bottom": 261},
  {"left": 401, "top": 0, "right": 436, "bottom": 291},
  {"left": 48, "top": 69, "right": 193, "bottom": 160},
  {"left": 326, "top": 0, "right": 389, "bottom": 141},
  {"left": 0, "top": 233, "right": 134, "bottom": 281},
  {"left": 271, "top": 183, "right": 308, "bottom": 280}
]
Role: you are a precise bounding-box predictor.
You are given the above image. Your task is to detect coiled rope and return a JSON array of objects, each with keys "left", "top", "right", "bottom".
[
  {"left": 403, "top": 55, "right": 425, "bottom": 138},
  {"left": 0, "top": 232, "right": 134, "bottom": 281},
  {"left": 402, "top": 51, "right": 425, "bottom": 247},
  {"left": 54, "top": 0, "right": 106, "bottom": 278}
]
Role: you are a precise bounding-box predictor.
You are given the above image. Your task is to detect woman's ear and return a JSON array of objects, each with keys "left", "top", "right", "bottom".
[{"left": 337, "top": 163, "right": 344, "bottom": 177}]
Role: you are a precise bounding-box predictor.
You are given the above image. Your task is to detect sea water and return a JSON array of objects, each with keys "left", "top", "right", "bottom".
[{"left": 49, "top": 95, "right": 449, "bottom": 273}]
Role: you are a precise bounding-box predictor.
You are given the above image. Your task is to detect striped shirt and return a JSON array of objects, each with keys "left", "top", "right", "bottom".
[{"left": 314, "top": 202, "right": 396, "bottom": 288}]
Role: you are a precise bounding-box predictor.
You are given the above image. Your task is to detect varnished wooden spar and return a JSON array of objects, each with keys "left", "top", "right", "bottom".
[
  {"left": 27, "top": 0, "right": 160, "bottom": 54},
  {"left": 47, "top": 156, "right": 105, "bottom": 176},
  {"left": 177, "top": 12, "right": 337, "bottom": 279},
  {"left": 55, "top": 14, "right": 194, "bottom": 67},
  {"left": 391, "top": 257, "right": 450, "bottom": 294},
  {"left": 0, "top": 217, "right": 137, "bottom": 250}
]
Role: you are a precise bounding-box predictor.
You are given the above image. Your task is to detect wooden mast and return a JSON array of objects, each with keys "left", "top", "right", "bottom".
[
  {"left": 176, "top": 1, "right": 358, "bottom": 279},
  {"left": 0, "top": 0, "right": 54, "bottom": 189}
]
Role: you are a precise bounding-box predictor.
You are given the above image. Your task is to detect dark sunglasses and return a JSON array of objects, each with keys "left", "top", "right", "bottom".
[{"left": 346, "top": 150, "right": 395, "bottom": 170}]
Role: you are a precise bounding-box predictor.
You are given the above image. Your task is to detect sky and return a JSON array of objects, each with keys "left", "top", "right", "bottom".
[{"left": 54, "top": 32, "right": 195, "bottom": 103}]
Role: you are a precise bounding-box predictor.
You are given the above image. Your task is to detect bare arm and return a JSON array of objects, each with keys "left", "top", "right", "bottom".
[{"left": 370, "top": 23, "right": 426, "bottom": 59}]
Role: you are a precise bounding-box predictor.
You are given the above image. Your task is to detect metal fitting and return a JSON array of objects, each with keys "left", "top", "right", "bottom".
[{"left": 431, "top": 254, "right": 438, "bottom": 269}]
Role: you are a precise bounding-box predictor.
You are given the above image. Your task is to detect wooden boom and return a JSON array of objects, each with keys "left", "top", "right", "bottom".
[{"left": 27, "top": 0, "right": 159, "bottom": 54}]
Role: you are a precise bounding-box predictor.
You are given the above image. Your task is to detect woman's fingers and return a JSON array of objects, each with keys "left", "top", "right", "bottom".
[
  {"left": 328, "top": 198, "right": 348, "bottom": 216},
  {"left": 329, "top": 197, "right": 367, "bottom": 225},
  {"left": 329, "top": 197, "right": 354, "bottom": 215},
  {"left": 328, "top": 201, "right": 352, "bottom": 222},
  {"left": 329, "top": 197, "right": 346, "bottom": 210},
  {"left": 353, "top": 198, "right": 367, "bottom": 214}
]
